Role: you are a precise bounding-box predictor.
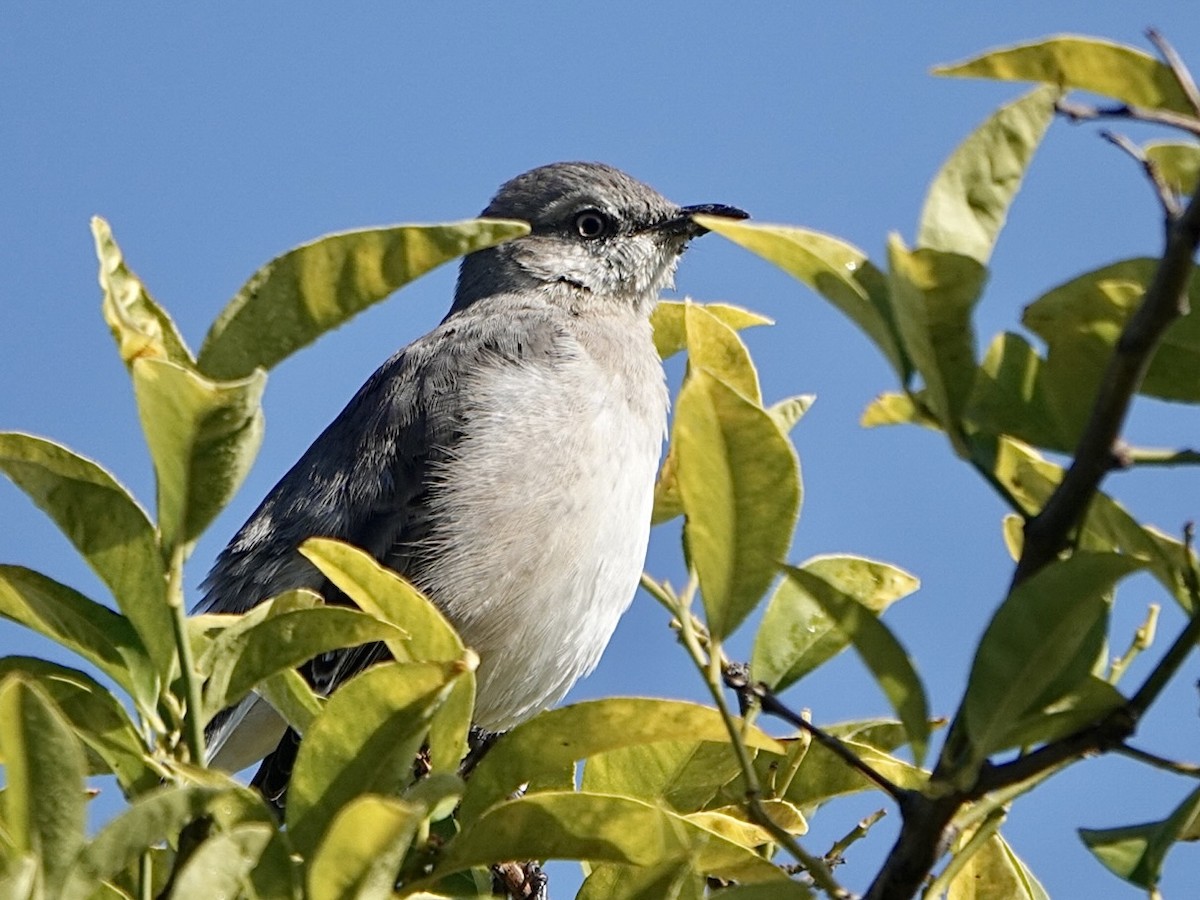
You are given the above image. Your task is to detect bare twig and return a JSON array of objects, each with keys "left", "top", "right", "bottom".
[
  {"left": 1108, "top": 603, "right": 1160, "bottom": 684},
  {"left": 1117, "top": 743, "right": 1200, "bottom": 778},
  {"left": 1125, "top": 447, "right": 1200, "bottom": 467},
  {"left": 825, "top": 809, "right": 887, "bottom": 868},
  {"left": 1055, "top": 97, "right": 1200, "bottom": 139},
  {"left": 1099, "top": 129, "right": 1181, "bottom": 217}
]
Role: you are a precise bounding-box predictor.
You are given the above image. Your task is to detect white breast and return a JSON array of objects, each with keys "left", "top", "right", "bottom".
[{"left": 413, "top": 319, "right": 667, "bottom": 731}]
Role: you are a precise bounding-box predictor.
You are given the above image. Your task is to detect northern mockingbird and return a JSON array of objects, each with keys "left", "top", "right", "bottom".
[{"left": 198, "top": 161, "right": 748, "bottom": 803}]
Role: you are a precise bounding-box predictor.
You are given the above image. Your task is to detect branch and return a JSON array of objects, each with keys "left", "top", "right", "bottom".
[
  {"left": 825, "top": 809, "right": 887, "bottom": 868},
  {"left": 1147, "top": 27, "right": 1200, "bottom": 118},
  {"left": 1055, "top": 97, "right": 1200, "bottom": 139}
]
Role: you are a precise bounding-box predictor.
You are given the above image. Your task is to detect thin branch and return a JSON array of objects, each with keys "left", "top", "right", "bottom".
[
  {"left": 1117, "top": 743, "right": 1200, "bottom": 778},
  {"left": 1055, "top": 97, "right": 1200, "bottom": 139},
  {"left": 1108, "top": 603, "right": 1160, "bottom": 684},
  {"left": 825, "top": 809, "right": 887, "bottom": 868},
  {"left": 167, "top": 544, "right": 206, "bottom": 767},
  {"left": 1099, "top": 129, "right": 1181, "bottom": 218},
  {"left": 727, "top": 671, "right": 911, "bottom": 805},
  {"left": 1148, "top": 27, "right": 1200, "bottom": 118},
  {"left": 1125, "top": 447, "right": 1200, "bottom": 467}
]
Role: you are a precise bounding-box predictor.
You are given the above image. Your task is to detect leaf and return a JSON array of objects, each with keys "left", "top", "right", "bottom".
[
  {"left": 999, "top": 676, "right": 1125, "bottom": 751},
  {"left": 581, "top": 740, "right": 744, "bottom": 813},
  {"left": 686, "top": 800, "right": 808, "bottom": 846},
  {"left": 300, "top": 538, "right": 476, "bottom": 773},
  {"left": 0, "top": 566, "right": 148, "bottom": 700},
  {"left": 285, "top": 660, "right": 463, "bottom": 856},
  {"left": 768, "top": 394, "right": 816, "bottom": 434},
  {"left": 675, "top": 370, "right": 800, "bottom": 639},
  {"left": 197, "top": 219, "right": 529, "bottom": 380},
  {"left": 960, "top": 552, "right": 1143, "bottom": 762},
  {"left": 696, "top": 217, "right": 909, "bottom": 381},
  {"left": 308, "top": 796, "right": 421, "bottom": 900},
  {"left": 0, "top": 434, "right": 170, "bottom": 681},
  {"left": 1145, "top": 141, "right": 1200, "bottom": 196},
  {"left": 258, "top": 668, "right": 324, "bottom": 734},
  {"left": 681, "top": 302, "right": 761, "bottom": 403},
  {"left": 860, "top": 391, "right": 941, "bottom": 430},
  {"left": 947, "top": 833, "right": 1050, "bottom": 900},
  {"left": 918, "top": 86, "right": 1056, "bottom": 264},
  {"left": 434, "top": 792, "right": 788, "bottom": 886},
  {"left": 781, "top": 566, "right": 930, "bottom": 763},
  {"left": 0, "top": 657, "right": 160, "bottom": 795},
  {"left": 0, "top": 677, "right": 87, "bottom": 896},
  {"left": 459, "top": 698, "right": 783, "bottom": 824},
  {"left": 886, "top": 238, "right": 988, "bottom": 443},
  {"left": 650, "top": 301, "right": 772, "bottom": 360},
  {"left": 166, "top": 823, "right": 279, "bottom": 900},
  {"left": 131, "top": 358, "right": 265, "bottom": 552},
  {"left": 92, "top": 216, "right": 194, "bottom": 368},
  {"left": 702, "top": 883, "right": 814, "bottom": 900},
  {"left": 753, "top": 555, "right": 919, "bottom": 691},
  {"left": 202, "top": 605, "right": 411, "bottom": 723},
  {"left": 934, "top": 36, "right": 1192, "bottom": 114},
  {"left": 1079, "top": 783, "right": 1200, "bottom": 889},
  {"left": 770, "top": 736, "right": 928, "bottom": 810},
  {"left": 578, "top": 860, "right": 705, "bottom": 900}
]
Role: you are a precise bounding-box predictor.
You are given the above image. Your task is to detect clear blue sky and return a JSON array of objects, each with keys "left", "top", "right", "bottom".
[{"left": 3, "top": 4, "right": 1199, "bottom": 896}]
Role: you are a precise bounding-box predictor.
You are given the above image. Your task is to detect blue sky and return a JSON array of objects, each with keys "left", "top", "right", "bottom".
[{"left": 3, "top": 4, "right": 1199, "bottom": 896}]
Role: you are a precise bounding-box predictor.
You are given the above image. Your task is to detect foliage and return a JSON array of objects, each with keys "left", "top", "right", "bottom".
[{"left": 3, "top": 30, "right": 1200, "bottom": 900}]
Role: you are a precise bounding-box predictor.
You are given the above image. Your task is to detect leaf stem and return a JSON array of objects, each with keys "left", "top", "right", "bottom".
[{"left": 167, "top": 544, "right": 206, "bottom": 766}]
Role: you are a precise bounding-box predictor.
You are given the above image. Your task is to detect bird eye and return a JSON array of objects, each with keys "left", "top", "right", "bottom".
[{"left": 572, "top": 209, "right": 611, "bottom": 240}]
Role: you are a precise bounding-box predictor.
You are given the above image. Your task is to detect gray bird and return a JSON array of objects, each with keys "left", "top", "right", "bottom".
[{"left": 198, "top": 161, "right": 748, "bottom": 802}]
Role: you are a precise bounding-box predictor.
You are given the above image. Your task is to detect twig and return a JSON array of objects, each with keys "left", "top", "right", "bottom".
[
  {"left": 166, "top": 544, "right": 206, "bottom": 767},
  {"left": 1125, "top": 447, "right": 1200, "bottom": 467},
  {"left": 1147, "top": 28, "right": 1200, "bottom": 117},
  {"left": 1108, "top": 603, "right": 1160, "bottom": 684},
  {"left": 727, "top": 672, "right": 911, "bottom": 805},
  {"left": 1055, "top": 97, "right": 1200, "bottom": 139},
  {"left": 825, "top": 809, "right": 887, "bottom": 868},
  {"left": 1117, "top": 743, "right": 1200, "bottom": 778},
  {"left": 1098, "top": 130, "right": 1181, "bottom": 218}
]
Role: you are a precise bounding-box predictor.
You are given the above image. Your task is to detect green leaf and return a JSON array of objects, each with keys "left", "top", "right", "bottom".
[
  {"left": 696, "top": 217, "right": 909, "bottom": 381},
  {"left": 0, "top": 677, "right": 87, "bottom": 896},
  {"left": 308, "top": 795, "right": 422, "bottom": 900},
  {"left": 650, "top": 301, "right": 772, "bottom": 360},
  {"left": 961, "top": 552, "right": 1143, "bottom": 762},
  {"left": 258, "top": 668, "right": 324, "bottom": 734},
  {"left": 197, "top": 219, "right": 529, "bottom": 380},
  {"left": 918, "top": 86, "right": 1056, "bottom": 264},
  {"left": 769, "top": 735, "right": 928, "bottom": 810},
  {"left": 61, "top": 782, "right": 273, "bottom": 900},
  {"left": 0, "top": 434, "right": 170, "bottom": 681},
  {"left": 753, "top": 555, "right": 919, "bottom": 691},
  {"left": 999, "top": 676, "right": 1125, "bottom": 751},
  {"left": 934, "top": 36, "right": 1193, "bottom": 114},
  {"left": 202, "top": 605, "right": 410, "bottom": 723},
  {"left": 92, "top": 216, "right": 194, "bottom": 368},
  {"left": 166, "top": 823, "right": 280, "bottom": 900},
  {"left": 131, "top": 357, "right": 265, "bottom": 552},
  {"left": 300, "top": 538, "right": 476, "bottom": 773},
  {"left": 681, "top": 302, "right": 762, "bottom": 403},
  {"left": 434, "top": 792, "right": 788, "bottom": 886},
  {"left": 578, "top": 860, "right": 705, "bottom": 900},
  {"left": 1079, "top": 783, "right": 1200, "bottom": 889},
  {"left": 860, "top": 391, "right": 941, "bottom": 431},
  {"left": 947, "top": 833, "right": 1049, "bottom": 900},
  {"left": 0, "top": 657, "right": 160, "bottom": 795},
  {"left": 780, "top": 566, "right": 930, "bottom": 763},
  {"left": 676, "top": 370, "right": 800, "bottom": 639},
  {"left": 700, "top": 883, "right": 814, "bottom": 900},
  {"left": 285, "top": 660, "right": 463, "bottom": 856},
  {"left": 1145, "top": 141, "right": 1200, "bottom": 196},
  {"left": 459, "top": 698, "right": 783, "bottom": 824},
  {"left": 887, "top": 238, "right": 988, "bottom": 444},
  {"left": 686, "top": 800, "right": 808, "bottom": 846},
  {"left": 0, "top": 566, "right": 148, "bottom": 700},
  {"left": 581, "top": 740, "right": 744, "bottom": 813}
]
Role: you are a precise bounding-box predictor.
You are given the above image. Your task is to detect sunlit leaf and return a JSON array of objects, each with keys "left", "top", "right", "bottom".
[
  {"left": 918, "top": 86, "right": 1056, "bottom": 264},
  {"left": 961, "top": 552, "right": 1143, "bottom": 761},
  {"left": 681, "top": 302, "right": 761, "bottom": 403},
  {"left": 686, "top": 800, "right": 808, "bottom": 846},
  {"left": 0, "top": 677, "right": 87, "bottom": 897},
  {"left": 92, "top": 216, "right": 194, "bottom": 368},
  {"left": 781, "top": 566, "right": 930, "bottom": 763},
  {"left": 947, "top": 833, "right": 1049, "bottom": 900},
  {"left": 1079, "top": 784, "right": 1200, "bottom": 889},
  {"left": 131, "top": 358, "right": 265, "bottom": 553},
  {"left": 581, "top": 740, "right": 743, "bottom": 813},
  {"left": 460, "top": 698, "right": 783, "bottom": 824},
  {"left": 766, "top": 735, "right": 928, "bottom": 811},
  {"left": 308, "top": 795, "right": 421, "bottom": 900},
  {"left": 697, "top": 217, "right": 909, "bottom": 380},
  {"left": 1145, "top": 140, "right": 1200, "bottom": 196},
  {"left": 578, "top": 860, "right": 704, "bottom": 900},
  {"left": 286, "top": 660, "right": 463, "bottom": 856},
  {"left": 0, "top": 434, "right": 170, "bottom": 682},
  {"left": 768, "top": 394, "right": 816, "bottom": 435},
  {"left": 860, "top": 392, "right": 941, "bottom": 431},
  {"left": 197, "top": 219, "right": 529, "bottom": 379},
  {"left": 934, "top": 36, "right": 1192, "bottom": 114},
  {"left": 754, "top": 555, "right": 919, "bottom": 691},
  {"left": 651, "top": 301, "right": 772, "bottom": 360},
  {"left": 676, "top": 370, "right": 800, "bottom": 639}
]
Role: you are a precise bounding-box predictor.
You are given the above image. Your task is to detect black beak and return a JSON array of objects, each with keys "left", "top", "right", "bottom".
[{"left": 670, "top": 202, "right": 751, "bottom": 238}]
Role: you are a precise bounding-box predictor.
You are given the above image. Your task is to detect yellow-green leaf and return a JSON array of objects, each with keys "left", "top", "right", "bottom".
[
  {"left": 681, "top": 302, "right": 761, "bottom": 403},
  {"left": 675, "top": 370, "right": 800, "bottom": 639},
  {"left": 1145, "top": 140, "right": 1200, "bottom": 196},
  {"left": 197, "top": 219, "right": 529, "bottom": 380},
  {"left": 308, "top": 795, "right": 422, "bottom": 900},
  {"left": 934, "top": 36, "right": 1192, "bottom": 114},
  {"left": 166, "top": 824, "right": 278, "bottom": 900},
  {"left": 650, "top": 301, "right": 771, "bottom": 360}
]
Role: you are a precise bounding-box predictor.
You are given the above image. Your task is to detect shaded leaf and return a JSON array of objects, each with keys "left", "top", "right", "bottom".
[
  {"left": 705, "top": 882, "right": 814, "bottom": 900},
  {"left": 308, "top": 795, "right": 421, "bottom": 900},
  {"left": 934, "top": 36, "right": 1192, "bottom": 114},
  {"left": 286, "top": 660, "right": 463, "bottom": 856},
  {"left": 1079, "top": 784, "right": 1200, "bottom": 889},
  {"left": 781, "top": 566, "right": 930, "bottom": 763},
  {"left": 92, "top": 216, "right": 194, "bottom": 368},
  {"left": 753, "top": 555, "right": 919, "bottom": 691},
  {"left": 766, "top": 736, "right": 928, "bottom": 811},
  {"left": 1000, "top": 676, "right": 1125, "bottom": 751},
  {"left": 1145, "top": 140, "right": 1200, "bottom": 196},
  {"left": 197, "top": 220, "right": 529, "bottom": 379},
  {"left": 0, "top": 677, "right": 87, "bottom": 896},
  {"left": 947, "top": 833, "right": 1050, "bottom": 900},
  {"left": 259, "top": 669, "right": 324, "bottom": 734},
  {"left": 578, "top": 860, "right": 704, "bottom": 900},
  {"left": 0, "top": 434, "right": 170, "bottom": 682},
  {"left": 132, "top": 358, "right": 265, "bottom": 552},
  {"left": 676, "top": 370, "right": 800, "bottom": 639},
  {"left": 167, "top": 823, "right": 279, "bottom": 900},
  {"left": 460, "top": 698, "right": 783, "bottom": 824},
  {"left": 918, "top": 86, "right": 1056, "bottom": 264},
  {"left": 651, "top": 301, "right": 772, "bottom": 360},
  {"left": 961, "top": 552, "right": 1143, "bottom": 761},
  {"left": 697, "top": 217, "right": 909, "bottom": 380}
]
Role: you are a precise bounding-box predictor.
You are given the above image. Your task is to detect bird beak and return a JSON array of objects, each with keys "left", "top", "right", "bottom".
[{"left": 660, "top": 203, "right": 750, "bottom": 239}]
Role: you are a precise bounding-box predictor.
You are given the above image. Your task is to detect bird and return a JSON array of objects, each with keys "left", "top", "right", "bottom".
[{"left": 197, "top": 161, "right": 749, "bottom": 806}]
